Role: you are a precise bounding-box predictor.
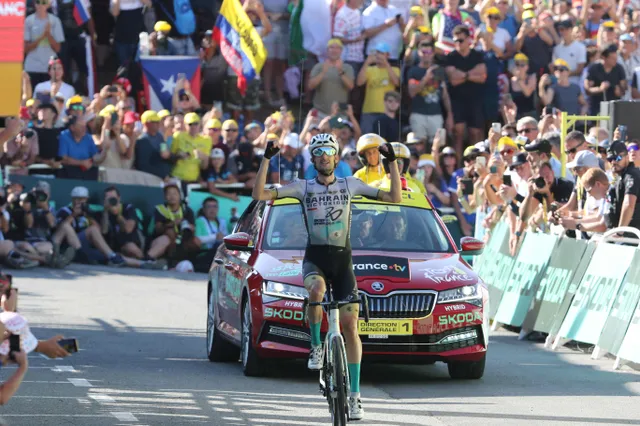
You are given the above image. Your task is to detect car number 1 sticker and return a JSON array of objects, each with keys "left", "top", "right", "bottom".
[{"left": 358, "top": 320, "right": 413, "bottom": 335}]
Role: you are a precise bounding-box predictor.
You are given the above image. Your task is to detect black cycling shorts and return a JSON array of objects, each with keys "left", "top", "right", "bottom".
[{"left": 303, "top": 245, "right": 358, "bottom": 301}]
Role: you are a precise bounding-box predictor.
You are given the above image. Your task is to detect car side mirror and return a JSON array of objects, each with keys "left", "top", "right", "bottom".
[
  {"left": 460, "top": 237, "right": 484, "bottom": 256},
  {"left": 224, "top": 232, "right": 254, "bottom": 252}
]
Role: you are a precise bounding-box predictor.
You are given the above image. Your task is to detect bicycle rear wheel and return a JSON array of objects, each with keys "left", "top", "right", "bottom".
[{"left": 329, "top": 337, "right": 348, "bottom": 426}]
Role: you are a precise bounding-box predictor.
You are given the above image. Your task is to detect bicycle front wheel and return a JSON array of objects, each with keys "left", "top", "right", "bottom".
[{"left": 329, "top": 337, "right": 348, "bottom": 426}]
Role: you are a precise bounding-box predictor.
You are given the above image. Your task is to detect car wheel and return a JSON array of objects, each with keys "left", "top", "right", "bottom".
[
  {"left": 447, "top": 353, "right": 486, "bottom": 380},
  {"left": 240, "top": 296, "right": 265, "bottom": 377},
  {"left": 207, "top": 284, "right": 240, "bottom": 362}
]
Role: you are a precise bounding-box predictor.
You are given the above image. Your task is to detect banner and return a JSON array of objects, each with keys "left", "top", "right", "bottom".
[
  {"left": 474, "top": 221, "right": 507, "bottom": 283},
  {"left": 522, "top": 238, "right": 590, "bottom": 333},
  {"left": 557, "top": 243, "right": 635, "bottom": 345},
  {"left": 0, "top": 0, "right": 25, "bottom": 116},
  {"left": 616, "top": 292, "right": 640, "bottom": 364},
  {"left": 483, "top": 223, "right": 516, "bottom": 318},
  {"left": 597, "top": 250, "right": 640, "bottom": 356},
  {"left": 187, "top": 190, "right": 252, "bottom": 233},
  {"left": 494, "top": 233, "right": 558, "bottom": 327},
  {"left": 141, "top": 56, "right": 201, "bottom": 111}
]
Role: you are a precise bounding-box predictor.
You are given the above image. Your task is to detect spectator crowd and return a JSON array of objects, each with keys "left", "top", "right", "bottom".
[{"left": 3, "top": 0, "right": 640, "bottom": 276}]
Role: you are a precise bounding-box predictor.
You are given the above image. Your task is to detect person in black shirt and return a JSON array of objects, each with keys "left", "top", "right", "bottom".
[
  {"left": 585, "top": 44, "right": 627, "bottom": 116},
  {"left": 95, "top": 187, "right": 142, "bottom": 259},
  {"left": 371, "top": 91, "right": 401, "bottom": 143},
  {"left": 34, "top": 103, "right": 62, "bottom": 169},
  {"left": 445, "top": 25, "right": 487, "bottom": 155},
  {"left": 12, "top": 182, "right": 56, "bottom": 266},
  {"left": 603, "top": 141, "right": 640, "bottom": 231}
]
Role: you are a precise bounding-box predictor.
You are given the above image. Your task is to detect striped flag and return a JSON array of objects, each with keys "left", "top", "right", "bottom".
[{"left": 73, "top": 0, "right": 90, "bottom": 26}]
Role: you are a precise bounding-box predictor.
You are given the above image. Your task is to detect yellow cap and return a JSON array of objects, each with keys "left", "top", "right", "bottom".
[
  {"left": 154, "top": 21, "right": 172, "bottom": 33},
  {"left": 417, "top": 26, "right": 431, "bottom": 34},
  {"left": 498, "top": 136, "right": 518, "bottom": 150},
  {"left": 66, "top": 95, "right": 83, "bottom": 109},
  {"left": 523, "top": 3, "right": 535, "bottom": 10},
  {"left": 417, "top": 154, "right": 436, "bottom": 168},
  {"left": 327, "top": 38, "right": 343, "bottom": 48},
  {"left": 184, "top": 112, "right": 201, "bottom": 125},
  {"left": 25, "top": 99, "right": 35, "bottom": 107},
  {"left": 141, "top": 110, "right": 160, "bottom": 124},
  {"left": 205, "top": 118, "right": 222, "bottom": 129},
  {"left": 485, "top": 6, "right": 500, "bottom": 16},
  {"left": 410, "top": 5, "right": 424, "bottom": 15},
  {"left": 514, "top": 53, "right": 529, "bottom": 62},
  {"left": 99, "top": 104, "right": 116, "bottom": 118},
  {"left": 157, "top": 109, "right": 170, "bottom": 119},
  {"left": 266, "top": 133, "right": 279, "bottom": 141},
  {"left": 522, "top": 10, "right": 535, "bottom": 20},
  {"left": 603, "top": 20, "right": 615, "bottom": 28},
  {"left": 222, "top": 119, "right": 238, "bottom": 130},
  {"left": 553, "top": 58, "right": 569, "bottom": 68},
  {"left": 463, "top": 146, "right": 479, "bottom": 158}
]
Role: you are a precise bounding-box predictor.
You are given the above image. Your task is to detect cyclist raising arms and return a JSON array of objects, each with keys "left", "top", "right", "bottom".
[{"left": 252, "top": 133, "right": 401, "bottom": 420}]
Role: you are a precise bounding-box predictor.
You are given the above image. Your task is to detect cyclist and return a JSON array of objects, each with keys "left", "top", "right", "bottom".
[
  {"left": 353, "top": 133, "right": 386, "bottom": 184},
  {"left": 252, "top": 133, "right": 401, "bottom": 420}
]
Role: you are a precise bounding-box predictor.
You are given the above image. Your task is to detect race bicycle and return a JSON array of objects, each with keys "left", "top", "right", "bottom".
[{"left": 303, "top": 284, "right": 370, "bottom": 425}]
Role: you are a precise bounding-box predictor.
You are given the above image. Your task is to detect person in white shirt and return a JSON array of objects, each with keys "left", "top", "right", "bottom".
[
  {"left": 333, "top": 0, "right": 366, "bottom": 74},
  {"left": 552, "top": 20, "right": 587, "bottom": 86},
  {"left": 32, "top": 57, "right": 76, "bottom": 103},
  {"left": 24, "top": 0, "right": 65, "bottom": 87},
  {"left": 363, "top": 0, "right": 405, "bottom": 61}
]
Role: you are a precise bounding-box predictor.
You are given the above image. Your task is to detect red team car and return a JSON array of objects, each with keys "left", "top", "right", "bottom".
[{"left": 206, "top": 191, "right": 489, "bottom": 379}]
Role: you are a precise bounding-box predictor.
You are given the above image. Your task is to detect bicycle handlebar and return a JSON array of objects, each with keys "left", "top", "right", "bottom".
[{"left": 302, "top": 295, "right": 370, "bottom": 323}]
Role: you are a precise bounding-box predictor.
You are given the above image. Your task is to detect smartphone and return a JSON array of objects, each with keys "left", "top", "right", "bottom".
[
  {"left": 461, "top": 178, "right": 474, "bottom": 195},
  {"left": 160, "top": 143, "right": 168, "bottom": 152},
  {"left": 476, "top": 156, "right": 487, "bottom": 167},
  {"left": 437, "top": 128, "right": 446, "bottom": 141},
  {"left": 492, "top": 122, "right": 501, "bottom": 133},
  {"left": 490, "top": 165, "right": 498, "bottom": 174},
  {"left": 338, "top": 102, "right": 348, "bottom": 112},
  {"left": 0, "top": 273, "right": 12, "bottom": 296},
  {"left": 58, "top": 338, "right": 79, "bottom": 353},
  {"left": 110, "top": 112, "right": 118, "bottom": 126},
  {"left": 619, "top": 125, "right": 628, "bottom": 142},
  {"left": 107, "top": 85, "right": 118, "bottom": 94},
  {"left": 543, "top": 105, "right": 554, "bottom": 116},
  {"left": 9, "top": 334, "right": 20, "bottom": 361},
  {"left": 503, "top": 174, "right": 512, "bottom": 186},
  {"left": 36, "top": 92, "right": 51, "bottom": 104},
  {"left": 395, "top": 13, "right": 401, "bottom": 22}
]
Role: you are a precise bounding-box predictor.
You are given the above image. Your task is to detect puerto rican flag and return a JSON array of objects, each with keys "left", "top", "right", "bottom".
[
  {"left": 140, "top": 56, "right": 201, "bottom": 111},
  {"left": 73, "top": 0, "right": 90, "bottom": 26}
]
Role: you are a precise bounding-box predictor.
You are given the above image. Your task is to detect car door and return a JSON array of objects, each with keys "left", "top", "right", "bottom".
[{"left": 218, "top": 201, "right": 265, "bottom": 336}]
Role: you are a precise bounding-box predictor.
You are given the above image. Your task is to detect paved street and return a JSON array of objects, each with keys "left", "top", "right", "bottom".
[{"left": 2, "top": 265, "right": 640, "bottom": 425}]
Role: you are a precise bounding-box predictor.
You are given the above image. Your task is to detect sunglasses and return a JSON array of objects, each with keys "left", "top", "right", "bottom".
[
  {"left": 312, "top": 147, "right": 337, "bottom": 157},
  {"left": 628, "top": 144, "right": 639, "bottom": 152},
  {"left": 224, "top": 128, "right": 238, "bottom": 132},
  {"left": 208, "top": 127, "right": 221, "bottom": 131},
  {"left": 515, "top": 62, "right": 528, "bottom": 67},
  {"left": 518, "top": 128, "right": 536, "bottom": 134},
  {"left": 453, "top": 38, "right": 466, "bottom": 44},
  {"left": 598, "top": 147, "right": 607, "bottom": 154},
  {"left": 500, "top": 149, "right": 515, "bottom": 155},
  {"left": 419, "top": 46, "right": 434, "bottom": 52},
  {"left": 489, "top": 15, "right": 501, "bottom": 20},
  {"left": 556, "top": 67, "right": 569, "bottom": 72},
  {"left": 36, "top": 0, "right": 48, "bottom": 4},
  {"left": 607, "top": 154, "right": 623, "bottom": 162},
  {"left": 69, "top": 104, "right": 84, "bottom": 111}
]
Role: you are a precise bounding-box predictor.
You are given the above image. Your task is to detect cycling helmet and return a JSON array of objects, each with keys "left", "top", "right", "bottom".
[
  {"left": 356, "top": 133, "right": 385, "bottom": 166},
  {"left": 383, "top": 142, "right": 411, "bottom": 174},
  {"left": 309, "top": 133, "right": 339, "bottom": 153}
]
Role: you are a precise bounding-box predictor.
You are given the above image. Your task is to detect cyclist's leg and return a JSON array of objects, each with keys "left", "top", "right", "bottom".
[
  {"left": 302, "top": 258, "right": 327, "bottom": 347},
  {"left": 335, "top": 262, "right": 362, "bottom": 395}
]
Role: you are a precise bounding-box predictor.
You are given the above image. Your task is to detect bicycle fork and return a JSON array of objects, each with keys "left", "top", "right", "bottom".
[{"left": 319, "top": 308, "right": 351, "bottom": 398}]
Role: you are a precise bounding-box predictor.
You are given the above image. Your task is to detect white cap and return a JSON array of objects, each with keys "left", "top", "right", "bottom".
[
  {"left": 175, "top": 260, "right": 194, "bottom": 273},
  {"left": 283, "top": 133, "right": 301, "bottom": 149},
  {"left": 70, "top": 186, "right": 89, "bottom": 198},
  {"left": 210, "top": 148, "right": 225, "bottom": 159},
  {"left": 566, "top": 150, "right": 600, "bottom": 169}
]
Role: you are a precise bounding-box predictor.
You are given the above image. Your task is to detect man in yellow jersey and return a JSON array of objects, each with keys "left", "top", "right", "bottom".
[
  {"left": 373, "top": 142, "right": 427, "bottom": 193},
  {"left": 353, "top": 133, "right": 386, "bottom": 183},
  {"left": 170, "top": 113, "right": 213, "bottom": 184}
]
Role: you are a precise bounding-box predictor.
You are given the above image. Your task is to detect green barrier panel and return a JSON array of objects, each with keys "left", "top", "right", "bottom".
[
  {"left": 479, "top": 221, "right": 516, "bottom": 319},
  {"left": 557, "top": 243, "right": 635, "bottom": 345},
  {"left": 522, "top": 238, "right": 590, "bottom": 334},
  {"left": 187, "top": 190, "right": 253, "bottom": 233},
  {"left": 616, "top": 287, "right": 640, "bottom": 364},
  {"left": 597, "top": 250, "right": 640, "bottom": 356},
  {"left": 8, "top": 175, "right": 165, "bottom": 219},
  {"left": 474, "top": 220, "right": 507, "bottom": 281},
  {"left": 494, "top": 233, "right": 558, "bottom": 327}
]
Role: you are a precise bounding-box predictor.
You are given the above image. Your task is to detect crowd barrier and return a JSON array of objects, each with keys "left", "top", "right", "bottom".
[{"left": 475, "top": 221, "right": 640, "bottom": 370}]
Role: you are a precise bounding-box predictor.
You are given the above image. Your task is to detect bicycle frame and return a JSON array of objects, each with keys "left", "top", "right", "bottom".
[{"left": 322, "top": 305, "right": 351, "bottom": 398}]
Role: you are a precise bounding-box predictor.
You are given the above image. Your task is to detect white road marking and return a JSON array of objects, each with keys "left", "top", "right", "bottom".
[
  {"left": 68, "top": 378, "right": 93, "bottom": 387},
  {"left": 52, "top": 365, "right": 77, "bottom": 373},
  {"left": 89, "top": 394, "right": 116, "bottom": 403},
  {"left": 110, "top": 412, "right": 138, "bottom": 422},
  {"left": 77, "top": 398, "right": 91, "bottom": 404}
]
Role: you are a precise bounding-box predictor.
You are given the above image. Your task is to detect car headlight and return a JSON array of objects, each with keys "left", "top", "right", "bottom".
[
  {"left": 263, "top": 281, "right": 308, "bottom": 300},
  {"left": 437, "top": 284, "right": 481, "bottom": 304}
]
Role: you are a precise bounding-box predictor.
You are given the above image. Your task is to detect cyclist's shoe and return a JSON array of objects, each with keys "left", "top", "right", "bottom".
[
  {"left": 307, "top": 345, "right": 323, "bottom": 370},
  {"left": 348, "top": 397, "right": 364, "bottom": 421}
]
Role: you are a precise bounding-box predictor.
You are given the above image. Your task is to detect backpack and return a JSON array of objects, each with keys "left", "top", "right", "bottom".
[{"left": 173, "top": 0, "right": 196, "bottom": 36}]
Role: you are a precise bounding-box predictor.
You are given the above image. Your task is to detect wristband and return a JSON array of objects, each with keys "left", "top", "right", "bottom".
[{"left": 515, "top": 193, "right": 524, "bottom": 203}]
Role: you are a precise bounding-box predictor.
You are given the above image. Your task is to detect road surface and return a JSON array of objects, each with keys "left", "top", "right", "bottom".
[{"left": 2, "top": 265, "right": 640, "bottom": 425}]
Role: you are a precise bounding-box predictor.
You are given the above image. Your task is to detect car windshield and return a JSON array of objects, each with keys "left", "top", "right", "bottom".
[{"left": 262, "top": 202, "right": 454, "bottom": 253}]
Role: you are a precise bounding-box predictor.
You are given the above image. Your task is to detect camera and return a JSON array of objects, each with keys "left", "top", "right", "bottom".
[
  {"left": 107, "top": 197, "right": 119, "bottom": 207},
  {"left": 23, "top": 129, "right": 35, "bottom": 139},
  {"left": 180, "top": 220, "right": 194, "bottom": 240},
  {"left": 534, "top": 176, "right": 546, "bottom": 189},
  {"left": 33, "top": 190, "right": 48, "bottom": 203}
]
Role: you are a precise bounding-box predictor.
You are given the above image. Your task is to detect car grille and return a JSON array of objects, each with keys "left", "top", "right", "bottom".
[
  {"left": 361, "top": 325, "right": 484, "bottom": 353},
  {"left": 360, "top": 290, "right": 437, "bottom": 319}
]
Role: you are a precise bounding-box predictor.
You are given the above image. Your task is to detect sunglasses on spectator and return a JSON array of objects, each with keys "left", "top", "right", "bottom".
[
  {"left": 489, "top": 15, "right": 501, "bottom": 20},
  {"left": 607, "top": 154, "right": 623, "bottom": 162},
  {"left": 453, "top": 38, "right": 466, "bottom": 44},
  {"left": 628, "top": 144, "right": 639, "bottom": 152},
  {"left": 35, "top": 0, "right": 48, "bottom": 4},
  {"left": 208, "top": 127, "right": 221, "bottom": 131},
  {"left": 518, "top": 127, "right": 536, "bottom": 134},
  {"left": 500, "top": 149, "right": 515, "bottom": 155},
  {"left": 312, "top": 147, "right": 337, "bottom": 157},
  {"left": 69, "top": 104, "right": 84, "bottom": 111},
  {"left": 598, "top": 147, "right": 607, "bottom": 154},
  {"left": 515, "top": 62, "right": 528, "bottom": 67},
  {"left": 565, "top": 140, "right": 584, "bottom": 154},
  {"left": 555, "top": 67, "right": 569, "bottom": 72},
  {"left": 223, "top": 128, "right": 238, "bottom": 132}
]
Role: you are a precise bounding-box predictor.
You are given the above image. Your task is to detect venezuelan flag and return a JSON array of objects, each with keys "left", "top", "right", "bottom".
[
  {"left": 73, "top": 0, "right": 90, "bottom": 26},
  {"left": 213, "top": 0, "right": 267, "bottom": 96}
]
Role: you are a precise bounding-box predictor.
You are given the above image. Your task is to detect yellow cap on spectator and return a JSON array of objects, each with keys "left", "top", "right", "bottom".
[
  {"left": 206, "top": 118, "right": 222, "bottom": 129},
  {"left": 603, "top": 20, "right": 615, "bottom": 28},
  {"left": 410, "top": 5, "right": 424, "bottom": 15},
  {"left": 498, "top": 136, "right": 519, "bottom": 151},
  {"left": 522, "top": 10, "right": 535, "bottom": 20},
  {"left": 25, "top": 99, "right": 35, "bottom": 107},
  {"left": 271, "top": 110, "right": 295, "bottom": 124},
  {"left": 514, "top": 53, "right": 529, "bottom": 62},
  {"left": 485, "top": 6, "right": 500, "bottom": 16},
  {"left": 184, "top": 112, "right": 201, "bottom": 125},
  {"left": 141, "top": 110, "right": 160, "bottom": 124},
  {"left": 417, "top": 26, "right": 430, "bottom": 34},
  {"left": 66, "top": 95, "right": 83, "bottom": 109},
  {"left": 222, "top": 119, "right": 238, "bottom": 130},
  {"left": 327, "top": 38, "right": 343, "bottom": 48},
  {"left": 267, "top": 133, "right": 279, "bottom": 141},
  {"left": 99, "top": 105, "right": 116, "bottom": 118},
  {"left": 553, "top": 58, "right": 570, "bottom": 68},
  {"left": 157, "top": 109, "right": 170, "bottom": 119},
  {"left": 523, "top": 3, "right": 535, "bottom": 10},
  {"left": 418, "top": 154, "right": 436, "bottom": 168},
  {"left": 154, "top": 21, "right": 172, "bottom": 33}
]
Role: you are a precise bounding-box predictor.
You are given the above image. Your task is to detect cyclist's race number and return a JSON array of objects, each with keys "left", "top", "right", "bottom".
[{"left": 358, "top": 319, "right": 413, "bottom": 335}]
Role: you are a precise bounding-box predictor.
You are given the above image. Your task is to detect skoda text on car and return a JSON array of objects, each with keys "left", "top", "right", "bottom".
[{"left": 206, "top": 190, "right": 489, "bottom": 379}]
